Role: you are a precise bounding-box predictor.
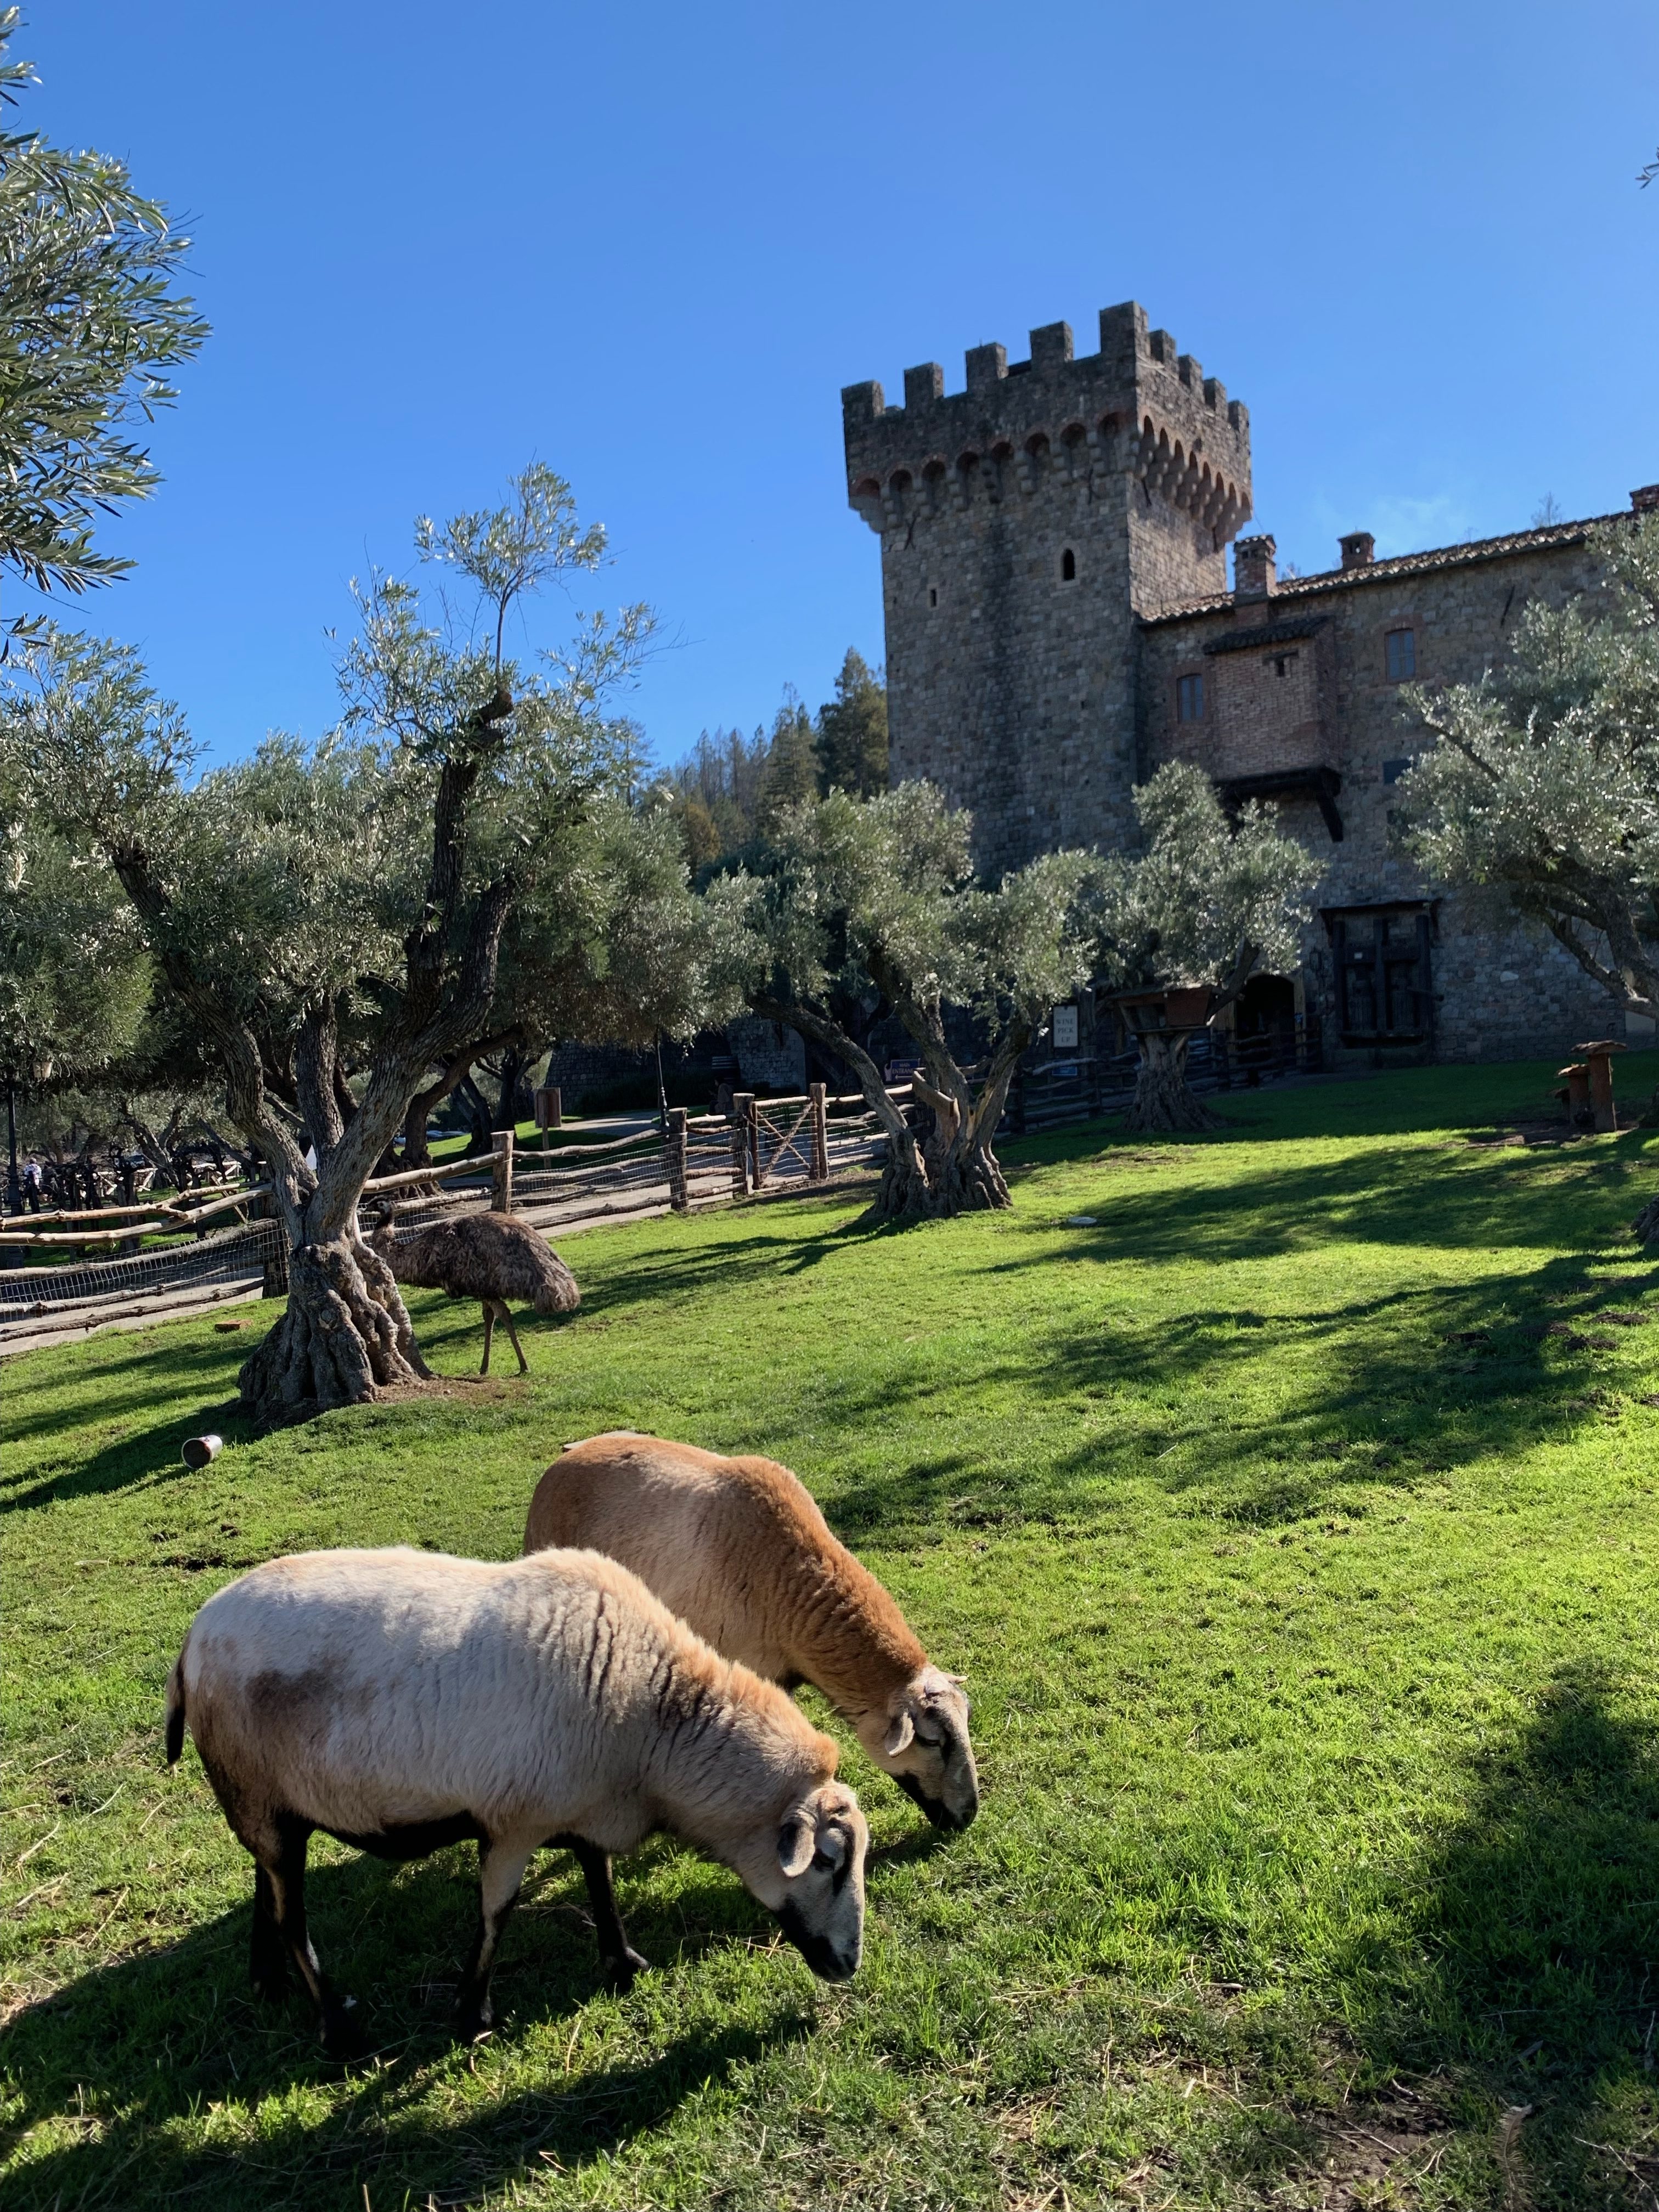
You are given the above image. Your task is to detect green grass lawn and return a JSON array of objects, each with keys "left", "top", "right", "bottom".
[{"left": 8, "top": 1057, "right": 1659, "bottom": 2210}]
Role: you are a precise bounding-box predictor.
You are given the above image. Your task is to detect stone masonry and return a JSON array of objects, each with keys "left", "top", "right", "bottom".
[
  {"left": 842, "top": 302, "right": 1252, "bottom": 879},
  {"left": 843, "top": 303, "right": 1648, "bottom": 1066}
]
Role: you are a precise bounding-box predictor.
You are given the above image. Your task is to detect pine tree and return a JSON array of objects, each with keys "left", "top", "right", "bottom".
[{"left": 817, "top": 650, "right": 888, "bottom": 797}]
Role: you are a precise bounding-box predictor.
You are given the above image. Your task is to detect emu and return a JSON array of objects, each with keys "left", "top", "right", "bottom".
[{"left": 371, "top": 1210, "right": 579, "bottom": 1373}]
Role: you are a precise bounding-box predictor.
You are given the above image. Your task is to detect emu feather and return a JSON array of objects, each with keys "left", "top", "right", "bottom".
[{"left": 371, "top": 1210, "right": 578, "bottom": 1374}]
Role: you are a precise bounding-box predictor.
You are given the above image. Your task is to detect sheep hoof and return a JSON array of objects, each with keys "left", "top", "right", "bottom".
[
  {"left": 250, "top": 1967, "right": 289, "bottom": 2006},
  {"left": 453, "top": 2003, "right": 494, "bottom": 2044},
  {"left": 320, "top": 1999, "right": 367, "bottom": 2061},
  {"left": 603, "top": 1945, "right": 649, "bottom": 1990}
]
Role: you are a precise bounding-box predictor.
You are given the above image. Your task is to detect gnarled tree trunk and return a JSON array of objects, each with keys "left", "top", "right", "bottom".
[
  {"left": 1122, "top": 1030, "right": 1220, "bottom": 1133},
  {"left": 108, "top": 721, "right": 517, "bottom": 1429},
  {"left": 239, "top": 1228, "right": 430, "bottom": 1421},
  {"left": 753, "top": 986, "right": 1023, "bottom": 1223}
]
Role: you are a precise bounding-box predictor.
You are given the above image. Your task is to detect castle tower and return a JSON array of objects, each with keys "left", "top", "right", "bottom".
[{"left": 842, "top": 302, "right": 1252, "bottom": 874}]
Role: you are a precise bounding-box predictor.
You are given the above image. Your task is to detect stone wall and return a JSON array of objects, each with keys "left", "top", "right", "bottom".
[
  {"left": 728, "top": 1017, "right": 806, "bottom": 1091},
  {"left": 842, "top": 297, "right": 1642, "bottom": 1070},
  {"left": 1139, "top": 524, "right": 1623, "bottom": 1062}
]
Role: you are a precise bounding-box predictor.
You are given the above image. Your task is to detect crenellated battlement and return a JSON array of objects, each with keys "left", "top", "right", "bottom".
[{"left": 842, "top": 301, "right": 1252, "bottom": 544}]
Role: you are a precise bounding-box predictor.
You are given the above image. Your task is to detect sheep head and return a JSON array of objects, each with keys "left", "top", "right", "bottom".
[{"left": 864, "top": 1665, "right": 979, "bottom": 1831}]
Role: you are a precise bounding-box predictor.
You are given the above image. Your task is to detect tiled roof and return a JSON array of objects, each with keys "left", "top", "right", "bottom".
[{"left": 1141, "top": 514, "right": 1618, "bottom": 628}]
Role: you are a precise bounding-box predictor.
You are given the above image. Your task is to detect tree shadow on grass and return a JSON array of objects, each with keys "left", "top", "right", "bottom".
[
  {"left": 1, "top": 1380, "right": 255, "bottom": 1516},
  {"left": 2, "top": 1838, "right": 812, "bottom": 2211},
  {"left": 1139, "top": 1662, "right": 1659, "bottom": 2207},
  {"left": 993, "top": 1133, "right": 1655, "bottom": 1268},
  {"left": 1361, "top": 1661, "right": 1659, "bottom": 2205},
  {"left": 816, "top": 1241, "right": 1659, "bottom": 1542}
]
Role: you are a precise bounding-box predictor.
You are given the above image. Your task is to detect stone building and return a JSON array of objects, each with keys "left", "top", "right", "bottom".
[{"left": 842, "top": 301, "right": 1650, "bottom": 1066}]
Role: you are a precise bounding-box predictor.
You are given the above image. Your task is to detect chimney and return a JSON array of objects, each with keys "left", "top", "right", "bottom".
[
  {"left": 1632, "top": 485, "right": 1659, "bottom": 514},
  {"left": 1340, "top": 531, "right": 1375, "bottom": 569},
  {"left": 1234, "top": 533, "right": 1277, "bottom": 601}
]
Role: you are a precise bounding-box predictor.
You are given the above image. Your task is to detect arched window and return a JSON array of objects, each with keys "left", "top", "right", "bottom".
[{"left": 1060, "top": 548, "right": 1077, "bottom": 582}]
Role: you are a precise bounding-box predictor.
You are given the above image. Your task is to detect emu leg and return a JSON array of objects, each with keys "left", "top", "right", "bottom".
[
  {"left": 454, "top": 1836, "right": 533, "bottom": 2040},
  {"left": 496, "top": 1300, "right": 529, "bottom": 1374},
  {"left": 263, "top": 1816, "right": 363, "bottom": 2057},
  {"left": 249, "top": 1861, "right": 289, "bottom": 2001},
  {"left": 568, "top": 1838, "right": 648, "bottom": 1986},
  {"left": 479, "top": 1301, "right": 495, "bottom": 1376}
]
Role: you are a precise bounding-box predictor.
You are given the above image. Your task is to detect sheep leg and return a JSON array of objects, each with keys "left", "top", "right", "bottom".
[
  {"left": 454, "top": 1835, "right": 533, "bottom": 2040},
  {"left": 479, "top": 1301, "right": 495, "bottom": 1376},
  {"left": 249, "top": 1861, "right": 289, "bottom": 2001},
  {"left": 568, "top": 1839, "right": 648, "bottom": 1987},
  {"left": 262, "top": 1816, "right": 364, "bottom": 2058},
  {"left": 497, "top": 1301, "right": 529, "bottom": 1374}
]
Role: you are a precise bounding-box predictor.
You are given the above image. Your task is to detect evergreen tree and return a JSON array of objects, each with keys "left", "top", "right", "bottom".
[{"left": 817, "top": 649, "right": 888, "bottom": 797}]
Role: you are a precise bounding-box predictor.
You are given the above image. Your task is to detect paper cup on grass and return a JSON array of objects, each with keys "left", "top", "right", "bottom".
[{"left": 182, "top": 1433, "right": 223, "bottom": 1470}]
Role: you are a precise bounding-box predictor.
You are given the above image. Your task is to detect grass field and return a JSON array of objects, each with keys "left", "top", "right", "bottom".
[{"left": 7, "top": 1058, "right": 1659, "bottom": 2210}]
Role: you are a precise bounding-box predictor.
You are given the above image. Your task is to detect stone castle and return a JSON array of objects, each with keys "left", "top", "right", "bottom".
[{"left": 842, "top": 301, "right": 1654, "bottom": 1066}]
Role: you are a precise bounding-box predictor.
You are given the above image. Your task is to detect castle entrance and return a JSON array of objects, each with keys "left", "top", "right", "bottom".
[{"left": 1232, "top": 973, "right": 1297, "bottom": 1080}]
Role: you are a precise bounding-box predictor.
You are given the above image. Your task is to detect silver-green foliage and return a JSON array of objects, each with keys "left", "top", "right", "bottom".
[
  {"left": 0, "top": 8, "right": 206, "bottom": 599},
  {"left": 1091, "top": 760, "right": 1324, "bottom": 1002},
  {"left": 1392, "top": 512, "right": 1659, "bottom": 1012},
  {"left": 706, "top": 782, "right": 1097, "bottom": 1211},
  {"left": 0, "top": 778, "right": 148, "bottom": 1084}
]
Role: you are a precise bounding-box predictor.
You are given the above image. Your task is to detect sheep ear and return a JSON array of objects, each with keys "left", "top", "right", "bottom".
[
  {"left": 777, "top": 1813, "right": 815, "bottom": 1878},
  {"left": 884, "top": 1709, "right": 915, "bottom": 1757}
]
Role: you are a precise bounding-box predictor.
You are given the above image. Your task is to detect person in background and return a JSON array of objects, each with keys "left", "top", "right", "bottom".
[{"left": 20, "top": 1156, "right": 43, "bottom": 1214}]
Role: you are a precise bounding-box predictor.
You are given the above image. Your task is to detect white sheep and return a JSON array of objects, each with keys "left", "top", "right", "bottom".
[
  {"left": 524, "top": 1434, "right": 979, "bottom": 1832},
  {"left": 165, "top": 1544, "right": 867, "bottom": 2053}
]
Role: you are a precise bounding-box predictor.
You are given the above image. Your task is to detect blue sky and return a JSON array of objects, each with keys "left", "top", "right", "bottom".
[{"left": 24, "top": 2, "right": 1659, "bottom": 768}]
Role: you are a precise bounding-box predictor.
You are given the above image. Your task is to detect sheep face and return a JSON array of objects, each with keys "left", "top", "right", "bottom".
[
  {"left": 732, "top": 1781, "right": 867, "bottom": 1982},
  {"left": 864, "top": 1667, "right": 979, "bottom": 1831}
]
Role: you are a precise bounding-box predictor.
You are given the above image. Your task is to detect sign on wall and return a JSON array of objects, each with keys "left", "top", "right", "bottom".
[{"left": 1051, "top": 1004, "right": 1080, "bottom": 1050}]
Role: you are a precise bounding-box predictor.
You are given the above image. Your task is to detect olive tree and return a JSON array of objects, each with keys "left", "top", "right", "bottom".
[
  {"left": 0, "top": 7, "right": 205, "bottom": 602},
  {"left": 1093, "top": 761, "right": 1324, "bottom": 1132},
  {"left": 6, "top": 466, "right": 652, "bottom": 1422},
  {"left": 706, "top": 781, "right": 1095, "bottom": 1217},
  {"left": 400, "top": 798, "right": 710, "bottom": 1163},
  {"left": 1392, "top": 511, "right": 1659, "bottom": 1020}
]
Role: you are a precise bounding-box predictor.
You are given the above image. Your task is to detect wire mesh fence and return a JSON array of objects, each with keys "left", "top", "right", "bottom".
[{"left": 0, "top": 1217, "right": 286, "bottom": 1347}]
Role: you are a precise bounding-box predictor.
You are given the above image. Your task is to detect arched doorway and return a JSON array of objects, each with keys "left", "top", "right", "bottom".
[{"left": 1233, "top": 973, "right": 1297, "bottom": 1080}]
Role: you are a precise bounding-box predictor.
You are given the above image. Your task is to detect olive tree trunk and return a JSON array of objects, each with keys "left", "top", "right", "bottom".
[
  {"left": 1122, "top": 1030, "right": 1221, "bottom": 1133},
  {"left": 754, "top": 991, "right": 1022, "bottom": 1222},
  {"left": 110, "top": 740, "right": 515, "bottom": 1427}
]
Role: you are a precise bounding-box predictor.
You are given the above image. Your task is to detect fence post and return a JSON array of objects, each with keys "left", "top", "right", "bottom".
[
  {"left": 808, "top": 1081, "right": 828, "bottom": 1182},
  {"left": 730, "top": 1092, "right": 754, "bottom": 1198},
  {"left": 667, "top": 1108, "right": 689, "bottom": 1213},
  {"left": 747, "top": 1094, "right": 763, "bottom": 1189},
  {"left": 492, "top": 1128, "right": 515, "bottom": 1215}
]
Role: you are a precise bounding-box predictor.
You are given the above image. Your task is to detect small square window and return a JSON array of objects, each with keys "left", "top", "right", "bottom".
[
  {"left": 927, "top": 584, "right": 938, "bottom": 609},
  {"left": 1385, "top": 627, "right": 1417, "bottom": 680},
  {"left": 1382, "top": 757, "right": 1413, "bottom": 785},
  {"left": 1060, "top": 547, "right": 1077, "bottom": 582},
  {"left": 1176, "top": 672, "right": 1204, "bottom": 723}
]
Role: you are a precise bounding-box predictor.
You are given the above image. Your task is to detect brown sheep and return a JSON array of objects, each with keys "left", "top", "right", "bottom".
[
  {"left": 371, "top": 1210, "right": 579, "bottom": 1374},
  {"left": 524, "top": 1433, "right": 979, "bottom": 1831}
]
